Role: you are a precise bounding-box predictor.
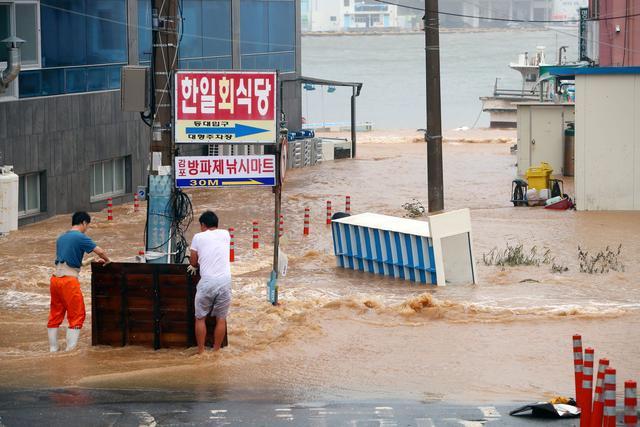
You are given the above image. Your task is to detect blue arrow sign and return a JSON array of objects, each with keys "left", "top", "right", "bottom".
[
  {"left": 186, "top": 123, "right": 269, "bottom": 138},
  {"left": 176, "top": 177, "right": 276, "bottom": 188}
]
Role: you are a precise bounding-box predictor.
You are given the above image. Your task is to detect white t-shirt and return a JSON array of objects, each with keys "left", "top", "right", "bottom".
[{"left": 190, "top": 229, "right": 231, "bottom": 281}]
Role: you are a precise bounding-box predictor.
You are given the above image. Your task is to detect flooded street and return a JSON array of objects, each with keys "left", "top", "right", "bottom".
[{"left": 1, "top": 134, "right": 639, "bottom": 404}]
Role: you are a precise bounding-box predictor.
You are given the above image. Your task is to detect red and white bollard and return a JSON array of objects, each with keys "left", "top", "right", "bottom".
[
  {"left": 574, "top": 335, "right": 584, "bottom": 408},
  {"left": 581, "top": 348, "right": 595, "bottom": 427},
  {"left": 624, "top": 380, "right": 638, "bottom": 427},
  {"left": 279, "top": 215, "right": 284, "bottom": 237},
  {"left": 134, "top": 194, "right": 140, "bottom": 212},
  {"left": 303, "top": 207, "right": 310, "bottom": 236},
  {"left": 252, "top": 221, "right": 259, "bottom": 249},
  {"left": 591, "top": 358, "right": 610, "bottom": 427},
  {"left": 345, "top": 195, "right": 351, "bottom": 213},
  {"left": 107, "top": 198, "right": 113, "bottom": 221},
  {"left": 326, "top": 201, "right": 332, "bottom": 224},
  {"left": 604, "top": 367, "right": 617, "bottom": 427},
  {"left": 229, "top": 227, "right": 235, "bottom": 262}
]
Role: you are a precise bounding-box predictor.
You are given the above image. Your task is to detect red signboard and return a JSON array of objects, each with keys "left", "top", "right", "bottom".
[{"left": 174, "top": 71, "right": 277, "bottom": 144}]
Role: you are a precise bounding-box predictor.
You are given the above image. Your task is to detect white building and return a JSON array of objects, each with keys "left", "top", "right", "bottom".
[
  {"left": 303, "top": 0, "right": 399, "bottom": 32},
  {"left": 574, "top": 68, "right": 640, "bottom": 211},
  {"left": 552, "top": 0, "right": 588, "bottom": 21}
]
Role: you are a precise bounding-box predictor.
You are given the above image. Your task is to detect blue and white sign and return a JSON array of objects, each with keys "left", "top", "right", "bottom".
[{"left": 175, "top": 155, "right": 276, "bottom": 188}]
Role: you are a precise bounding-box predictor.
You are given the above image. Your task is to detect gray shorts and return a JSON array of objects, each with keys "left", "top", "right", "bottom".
[{"left": 195, "top": 277, "right": 231, "bottom": 319}]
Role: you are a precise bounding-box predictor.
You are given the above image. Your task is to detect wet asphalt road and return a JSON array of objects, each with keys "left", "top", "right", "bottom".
[{"left": 0, "top": 389, "right": 585, "bottom": 426}]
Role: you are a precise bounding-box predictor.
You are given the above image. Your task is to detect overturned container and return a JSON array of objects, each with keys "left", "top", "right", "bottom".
[{"left": 331, "top": 209, "right": 477, "bottom": 286}]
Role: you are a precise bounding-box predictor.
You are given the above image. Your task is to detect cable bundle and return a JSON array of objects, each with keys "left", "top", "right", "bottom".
[{"left": 170, "top": 188, "right": 193, "bottom": 264}]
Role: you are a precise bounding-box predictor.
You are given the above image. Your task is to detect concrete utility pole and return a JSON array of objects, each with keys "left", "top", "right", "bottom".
[
  {"left": 151, "top": 0, "right": 178, "bottom": 166},
  {"left": 146, "top": 0, "right": 178, "bottom": 262},
  {"left": 424, "top": 0, "right": 444, "bottom": 213}
]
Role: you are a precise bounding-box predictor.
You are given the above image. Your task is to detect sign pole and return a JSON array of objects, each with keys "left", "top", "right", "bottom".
[
  {"left": 270, "top": 74, "right": 286, "bottom": 306},
  {"left": 270, "top": 132, "right": 283, "bottom": 305}
]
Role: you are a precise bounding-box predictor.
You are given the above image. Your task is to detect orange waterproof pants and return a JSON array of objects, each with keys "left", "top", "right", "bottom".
[{"left": 47, "top": 276, "right": 86, "bottom": 329}]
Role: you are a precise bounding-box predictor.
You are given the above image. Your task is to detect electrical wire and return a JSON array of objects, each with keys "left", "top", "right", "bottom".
[
  {"left": 37, "top": 1, "right": 640, "bottom": 56},
  {"left": 143, "top": 188, "right": 193, "bottom": 263}
]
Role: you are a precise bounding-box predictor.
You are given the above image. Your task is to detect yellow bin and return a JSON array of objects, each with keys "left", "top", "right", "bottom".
[{"left": 526, "top": 162, "right": 553, "bottom": 190}]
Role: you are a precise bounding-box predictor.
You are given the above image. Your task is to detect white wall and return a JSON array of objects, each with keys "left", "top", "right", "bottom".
[
  {"left": 309, "top": 0, "right": 342, "bottom": 32},
  {"left": 516, "top": 103, "right": 575, "bottom": 177},
  {"left": 575, "top": 73, "right": 640, "bottom": 210}
]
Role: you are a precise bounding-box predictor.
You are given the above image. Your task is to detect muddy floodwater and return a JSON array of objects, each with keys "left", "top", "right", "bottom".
[{"left": 1, "top": 132, "right": 639, "bottom": 404}]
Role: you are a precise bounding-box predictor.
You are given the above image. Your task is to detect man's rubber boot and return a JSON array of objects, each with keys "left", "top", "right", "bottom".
[
  {"left": 48, "top": 328, "right": 59, "bottom": 352},
  {"left": 65, "top": 327, "right": 81, "bottom": 351}
]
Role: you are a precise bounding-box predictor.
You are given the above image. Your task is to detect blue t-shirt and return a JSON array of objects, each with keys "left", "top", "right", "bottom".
[{"left": 55, "top": 230, "right": 97, "bottom": 268}]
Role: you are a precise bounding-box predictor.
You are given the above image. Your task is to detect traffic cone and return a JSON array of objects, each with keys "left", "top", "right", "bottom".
[
  {"left": 303, "top": 207, "right": 310, "bottom": 236},
  {"left": 229, "top": 227, "right": 235, "bottom": 262},
  {"left": 591, "top": 358, "right": 610, "bottom": 427},
  {"left": 581, "top": 348, "right": 594, "bottom": 427},
  {"left": 252, "top": 221, "right": 259, "bottom": 249}
]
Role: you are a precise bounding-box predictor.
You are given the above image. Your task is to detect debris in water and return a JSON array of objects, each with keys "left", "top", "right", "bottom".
[{"left": 401, "top": 199, "right": 425, "bottom": 218}]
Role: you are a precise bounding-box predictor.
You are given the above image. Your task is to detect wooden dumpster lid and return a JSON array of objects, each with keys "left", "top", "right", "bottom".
[{"left": 332, "top": 212, "right": 431, "bottom": 237}]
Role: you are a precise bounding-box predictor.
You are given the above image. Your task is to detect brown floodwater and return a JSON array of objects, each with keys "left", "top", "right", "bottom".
[{"left": 1, "top": 139, "right": 639, "bottom": 404}]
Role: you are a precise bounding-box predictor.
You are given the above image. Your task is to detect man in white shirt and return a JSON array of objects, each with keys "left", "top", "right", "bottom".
[{"left": 189, "top": 211, "right": 231, "bottom": 354}]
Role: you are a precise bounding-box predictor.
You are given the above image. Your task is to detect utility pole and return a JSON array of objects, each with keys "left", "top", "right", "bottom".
[
  {"left": 151, "top": 0, "right": 178, "bottom": 166},
  {"left": 424, "top": 0, "right": 444, "bottom": 213},
  {"left": 146, "top": 0, "right": 178, "bottom": 262}
]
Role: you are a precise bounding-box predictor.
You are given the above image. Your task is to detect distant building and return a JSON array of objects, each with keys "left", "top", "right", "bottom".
[
  {"left": 0, "top": 0, "right": 301, "bottom": 226},
  {"left": 376, "top": 0, "right": 558, "bottom": 29},
  {"left": 551, "top": 0, "right": 588, "bottom": 21},
  {"left": 303, "top": 0, "right": 398, "bottom": 32}
]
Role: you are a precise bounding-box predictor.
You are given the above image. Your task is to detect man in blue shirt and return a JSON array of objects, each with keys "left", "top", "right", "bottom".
[{"left": 48, "top": 211, "right": 110, "bottom": 352}]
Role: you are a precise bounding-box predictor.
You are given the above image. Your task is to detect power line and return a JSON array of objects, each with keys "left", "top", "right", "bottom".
[
  {"left": 371, "top": 0, "right": 640, "bottom": 23},
  {"left": 37, "top": 1, "right": 640, "bottom": 56}
]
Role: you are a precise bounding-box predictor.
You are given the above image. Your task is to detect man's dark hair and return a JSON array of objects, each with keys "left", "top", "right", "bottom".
[
  {"left": 72, "top": 211, "right": 91, "bottom": 226},
  {"left": 199, "top": 211, "right": 218, "bottom": 228}
]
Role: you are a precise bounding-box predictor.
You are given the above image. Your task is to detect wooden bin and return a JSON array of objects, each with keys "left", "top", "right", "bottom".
[{"left": 91, "top": 262, "right": 227, "bottom": 349}]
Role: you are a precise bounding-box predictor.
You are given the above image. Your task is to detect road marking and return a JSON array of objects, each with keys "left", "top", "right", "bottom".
[
  {"left": 172, "top": 409, "right": 188, "bottom": 413},
  {"left": 455, "top": 420, "right": 486, "bottom": 427},
  {"left": 478, "top": 406, "right": 501, "bottom": 418},
  {"left": 132, "top": 411, "right": 157, "bottom": 427},
  {"left": 210, "top": 409, "right": 228, "bottom": 414},
  {"left": 275, "top": 408, "right": 292, "bottom": 411},
  {"left": 209, "top": 416, "right": 227, "bottom": 420},
  {"left": 415, "top": 418, "right": 435, "bottom": 427},
  {"left": 102, "top": 412, "right": 123, "bottom": 416}
]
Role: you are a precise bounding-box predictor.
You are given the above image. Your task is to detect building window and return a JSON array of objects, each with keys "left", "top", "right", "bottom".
[
  {"left": 177, "top": 0, "right": 232, "bottom": 70},
  {"left": 138, "top": 0, "right": 152, "bottom": 64},
  {"left": 0, "top": 1, "right": 40, "bottom": 99},
  {"left": 18, "top": 172, "right": 42, "bottom": 216},
  {"left": 90, "top": 157, "right": 126, "bottom": 200},
  {"left": 40, "top": 0, "right": 127, "bottom": 67},
  {"left": 15, "top": 2, "right": 40, "bottom": 68},
  {"left": 343, "top": 0, "right": 349, "bottom": 6},
  {"left": 17, "top": 0, "right": 126, "bottom": 98},
  {"left": 0, "top": 1, "right": 40, "bottom": 67},
  {"left": 240, "top": 0, "right": 295, "bottom": 72},
  {"left": 330, "top": 16, "right": 337, "bottom": 22}
]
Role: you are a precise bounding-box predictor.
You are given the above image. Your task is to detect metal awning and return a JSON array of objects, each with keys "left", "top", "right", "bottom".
[{"left": 295, "top": 76, "right": 363, "bottom": 158}]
